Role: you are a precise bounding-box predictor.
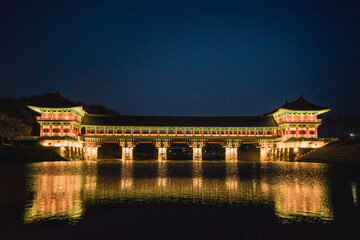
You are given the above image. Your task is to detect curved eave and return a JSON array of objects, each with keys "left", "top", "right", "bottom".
[
  {"left": 270, "top": 108, "right": 331, "bottom": 117},
  {"left": 27, "top": 105, "right": 88, "bottom": 117},
  {"left": 27, "top": 105, "right": 42, "bottom": 114},
  {"left": 317, "top": 108, "right": 331, "bottom": 115}
]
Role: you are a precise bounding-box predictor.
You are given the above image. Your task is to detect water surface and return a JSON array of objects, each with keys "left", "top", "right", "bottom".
[{"left": 0, "top": 160, "right": 359, "bottom": 239}]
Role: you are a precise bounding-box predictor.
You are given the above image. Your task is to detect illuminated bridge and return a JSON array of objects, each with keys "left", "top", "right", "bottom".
[{"left": 28, "top": 96, "right": 330, "bottom": 161}]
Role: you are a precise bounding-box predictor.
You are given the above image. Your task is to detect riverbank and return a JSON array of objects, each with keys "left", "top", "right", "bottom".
[
  {"left": 297, "top": 139, "right": 360, "bottom": 163},
  {"left": 0, "top": 143, "right": 67, "bottom": 163}
]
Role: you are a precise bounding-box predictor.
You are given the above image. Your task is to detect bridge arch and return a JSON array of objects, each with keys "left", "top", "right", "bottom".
[
  {"left": 203, "top": 143, "right": 225, "bottom": 161},
  {"left": 133, "top": 143, "right": 156, "bottom": 160}
]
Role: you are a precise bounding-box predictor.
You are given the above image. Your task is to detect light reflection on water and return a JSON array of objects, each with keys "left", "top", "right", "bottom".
[
  {"left": 351, "top": 182, "right": 358, "bottom": 206},
  {"left": 20, "top": 160, "right": 337, "bottom": 224}
]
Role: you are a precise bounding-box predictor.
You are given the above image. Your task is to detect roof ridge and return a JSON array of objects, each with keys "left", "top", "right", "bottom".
[
  {"left": 86, "top": 114, "right": 272, "bottom": 118},
  {"left": 265, "top": 96, "right": 330, "bottom": 115}
]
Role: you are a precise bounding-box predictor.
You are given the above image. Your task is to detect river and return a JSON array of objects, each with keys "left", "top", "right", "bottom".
[{"left": 0, "top": 160, "right": 359, "bottom": 239}]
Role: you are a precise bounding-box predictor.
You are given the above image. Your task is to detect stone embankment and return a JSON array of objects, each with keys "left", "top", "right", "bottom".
[{"left": 297, "top": 140, "right": 360, "bottom": 163}]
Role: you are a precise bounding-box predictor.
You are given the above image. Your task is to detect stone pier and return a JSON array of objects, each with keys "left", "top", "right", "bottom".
[
  {"left": 260, "top": 147, "right": 271, "bottom": 161},
  {"left": 84, "top": 145, "right": 99, "bottom": 160},
  {"left": 224, "top": 141, "right": 240, "bottom": 161},
  {"left": 190, "top": 141, "right": 205, "bottom": 161},
  {"left": 155, "top": 140, "right": 170, "bottom": 161},
  {"left": 120, "top": 140, "right": 137, "bottom": 161}
]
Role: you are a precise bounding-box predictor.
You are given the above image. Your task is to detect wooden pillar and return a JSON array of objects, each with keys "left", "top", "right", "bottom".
[
  {"left": 306, "top": 127, "right": 309, "bottom": 138},
  {"left": 49, "top": 125, "right": 53, "bottom": 137},
  {"left": 296, "top": 127, "right": 299, "bottom": 138},
  {"left": 315, "top": 128, "right": 318, "bottom": 138},
  {"left": 287, "top": 128, "right": 290, "bottom": 138},
  {"left": 40, "top": 125, "right": 44, "bottom": 137},
  {"left": 60, "top": 125, "right": 64, "bottom": 137}
]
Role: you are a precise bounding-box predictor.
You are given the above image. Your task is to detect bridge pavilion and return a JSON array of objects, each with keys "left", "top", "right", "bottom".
[{"left": 28, "top": 96, "right": 330, "bottom": 161}]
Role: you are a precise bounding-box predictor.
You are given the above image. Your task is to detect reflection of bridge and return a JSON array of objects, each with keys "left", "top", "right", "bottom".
[
  {"left": 28, "top": 96, "right": 330, "bottom": 161},
  {"left": 23, "top": 161, "right": 334, "bottom": 223}
]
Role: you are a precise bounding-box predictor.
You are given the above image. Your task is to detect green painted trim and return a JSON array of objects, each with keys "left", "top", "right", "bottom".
[
  {"left": 27, "top": 105, "right": 87, "bottom": 118},
  {"left": 82, "top": 135, "right": 278, "bottom": 143},
  {"left": 272, "top": 108, "right": 331, "bottom": 119},
  {"left": 81, "top": 125, "right": 278, "bottom": 132}
]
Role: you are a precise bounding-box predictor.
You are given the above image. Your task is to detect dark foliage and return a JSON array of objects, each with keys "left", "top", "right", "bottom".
[
  {"left": 19, "top": 92, "right": 120, "bottom": 115},
  {"left": 319, "top": 114, "right": 360, "bottom": 139},
  {"left": 0, "top": 144, "right": 66, "bottom": 163},
  {"left": 0, "top": 92, "right": 120, "bottom": 139}
]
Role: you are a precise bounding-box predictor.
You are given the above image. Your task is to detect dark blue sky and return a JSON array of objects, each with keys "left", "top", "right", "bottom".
[{"left": 1, "top": 0, "right": 360, "bottom": 116}]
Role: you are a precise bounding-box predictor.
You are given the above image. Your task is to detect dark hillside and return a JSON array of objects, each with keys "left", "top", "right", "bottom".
[{"left": 0, "top": 92, "right": 120, "bottom": 142}]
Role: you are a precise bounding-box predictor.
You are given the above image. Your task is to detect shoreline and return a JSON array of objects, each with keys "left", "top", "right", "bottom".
[
  {"left": 0, "top": 144, "right": 67, "bottom": 164},
  {"left": 296, "top": 141, "right": 360, "bottom": 163}
]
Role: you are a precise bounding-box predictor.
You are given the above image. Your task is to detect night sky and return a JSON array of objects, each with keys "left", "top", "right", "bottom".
[{"left": 1, "top": 0, "right": 360, "bottom": 116}]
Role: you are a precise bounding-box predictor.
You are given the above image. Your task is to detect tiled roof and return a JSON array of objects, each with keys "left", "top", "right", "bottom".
[
  {"left": 266, "top": 95, "right": 330, "bottom": 115},
  {"left": 82, "top": 114, "right": 278, "bottom": 127}
]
